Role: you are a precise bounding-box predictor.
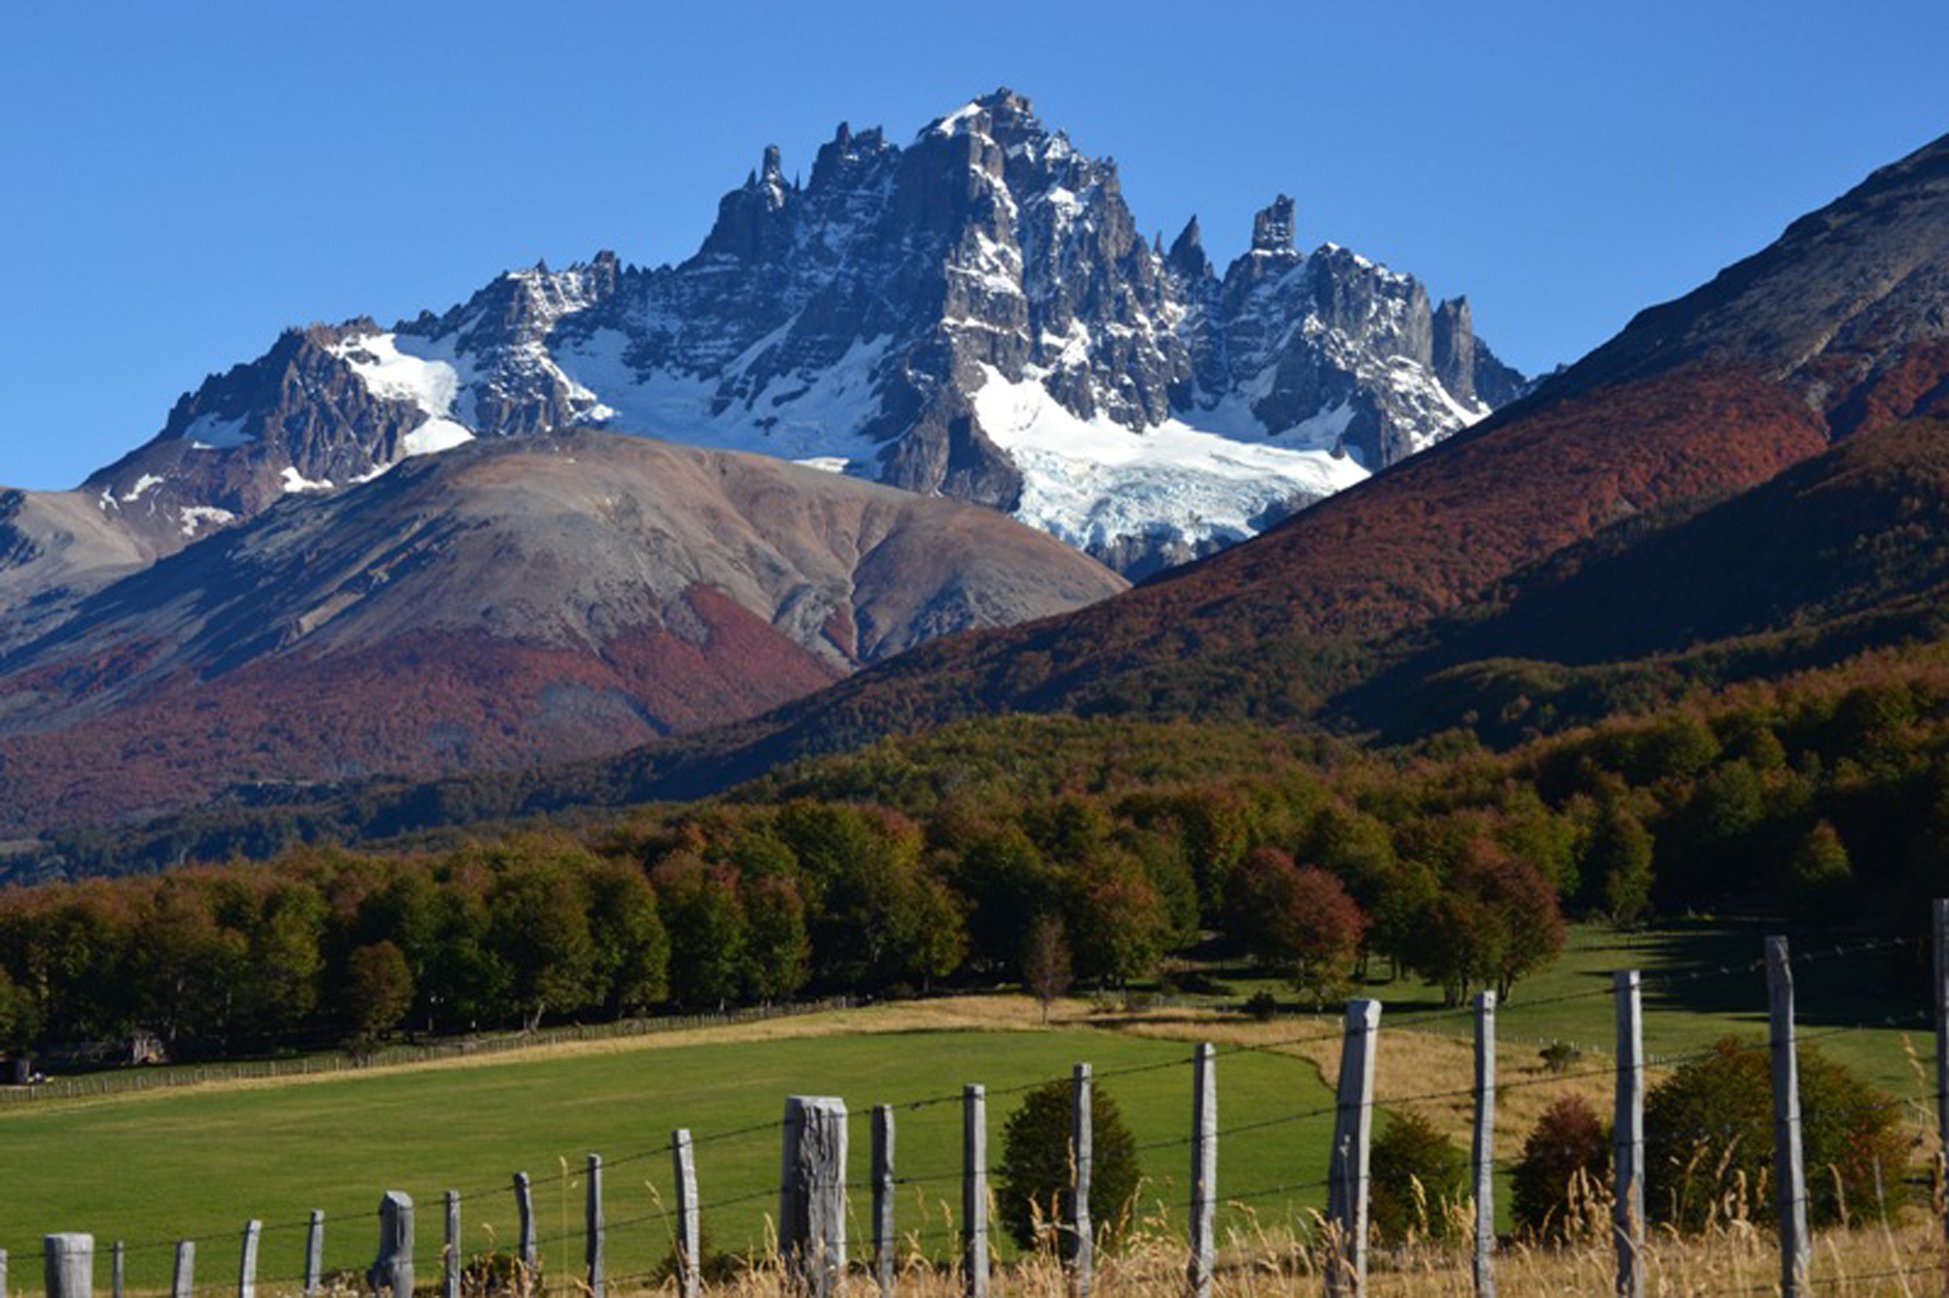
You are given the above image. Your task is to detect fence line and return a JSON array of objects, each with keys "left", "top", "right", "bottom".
[
  {"left": 0, "top": 999, "right": 856, "bottom": 1108},
  {"left": 12, "top": 929, "right": 1947, "bottom": 1298}
]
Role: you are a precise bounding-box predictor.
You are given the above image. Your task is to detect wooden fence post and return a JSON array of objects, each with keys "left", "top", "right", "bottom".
[
  {"left": 171, "top": 1243, "right": 193, "bottom": 1298},
  {"left": 586, "top": 1153, "right": 605, "bottom": 1298},
  {"left": 1, "top": 1246, "right": 8, "bottom": 1298},
  {"left": 514, "top": 1171, "right": 537, "bottom": 1290},
  {"left": 673, "top": 1129, "right": 701, "bottom": 1298},
  {"left": 304, "top": 1211, "right": 323, "bottom": 1298},
  {"left": 369, "top": 1192, "right": 414, "bottom": 1298},
  {"left": 44, "top": 1235, "right": 92, "bottom": 1298},
  {"left": 1070, "top": 1063, "right": 1093, "bottom": 1298},
  {"left": 1189, "top": 1043, "right": 1217, "bottom": 1298},
  {"left": 780, "top": 1096, "right": 848, "bottom": 1297},
  {"left": 238, "top": 1220, "right": 261, "bottom": 1298},
  {"left": 871, "top": 1106, "right": 896, "bottom": 1298},
  {"left": 111, "top": 1242, "right": 123, "bottom": 1298},
  {"left": 1935, "top": 898, "right": 1949, "bottom": 1271},
  {"left": 964, "top": 1083, "right": 989, "bottom": 1298},
  {"left": 1614, "top": 971, "right": 1645, "bottom": 1298},
  {"left": 1326, "top": 999, "right": 1381, "bottom": 1298},
  {"left": 1768, "top": 937, "right": 1810, "bottom": 1298},
  {"left": 1471, "top": 991, "right": 1497, "bottom": 1298},
  {"left": 444, "top": 1191, "right": 461, "bottom": 1298}
]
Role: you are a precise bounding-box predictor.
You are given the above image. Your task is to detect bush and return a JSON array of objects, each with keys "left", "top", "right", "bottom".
[
  {"left": 996, "top": 1079, "right": 1142, "bottom": 1252},
  {"left": 1243, "top": 990, "right": 1280, "bottom": 1021},
  {"left": 1645, "top": 1036, "right": 1907, "bottom": 1232},
  {"left": 1512, "top": 1094, "right": 1610, "bottom": 1240},
  {"left": 1369, "top": 1110, "right": 1468, "bottom": 1242}
]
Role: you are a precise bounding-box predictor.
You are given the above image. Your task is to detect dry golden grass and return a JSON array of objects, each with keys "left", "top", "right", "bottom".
[{"left": 560, "top": 1217, "right": 1946, "bottom": 1297}]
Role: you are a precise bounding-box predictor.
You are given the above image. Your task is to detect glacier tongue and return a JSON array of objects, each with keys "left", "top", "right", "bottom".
[{"left": 973, "top": 366, "right": 1368, "bottom": 571}]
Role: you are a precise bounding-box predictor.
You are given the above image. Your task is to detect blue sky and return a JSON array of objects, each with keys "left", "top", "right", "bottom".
[{"left": 2, "top": 0, "right": 1945, "bottom": 490}]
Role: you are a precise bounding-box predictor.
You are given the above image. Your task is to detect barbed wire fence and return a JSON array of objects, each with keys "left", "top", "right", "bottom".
[{"left": 7, "top": 921, "right": 1949, "bottom": 1298}]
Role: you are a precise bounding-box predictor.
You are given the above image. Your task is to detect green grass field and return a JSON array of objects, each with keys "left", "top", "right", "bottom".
[
  {"left": 1212, "top": 918, "right": 1935, "bottom": 1096},
  {"left": 0, "top": 1026, "right": 1334, "bottom": 1293},
  {"left": 1, "top": 920, "right": 1932, "bottom": 1295}
]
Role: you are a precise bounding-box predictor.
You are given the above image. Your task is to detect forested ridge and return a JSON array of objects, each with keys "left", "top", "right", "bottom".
[{"left": 7, "top": 640, "right": 1949, "bottom": 1067}]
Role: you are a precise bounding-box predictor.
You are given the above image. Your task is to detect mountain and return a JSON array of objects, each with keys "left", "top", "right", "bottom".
[
  {"left": 0, "top": 431, "right": 1123, "bottom": 831},
  {"left": 68, "top": 89, "right": 1519, "bottom": 581},
  {"left": 509, "top": 128, "right": 1949, "bottom": 788}
]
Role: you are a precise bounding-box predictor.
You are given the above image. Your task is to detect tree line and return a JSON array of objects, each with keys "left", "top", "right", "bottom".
[{"left": 7, "top": 645, "right": 1948, "bottom": 1066}]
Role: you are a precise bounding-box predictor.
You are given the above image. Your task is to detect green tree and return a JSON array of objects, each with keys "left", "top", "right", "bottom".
[
  {"left": 343, "top": 941, "right": 415, "bottom": 1052},
  {"left": 654, "top": 855, "right": 748, "bottom": 1009},
  {"left": 489, "top": 861, "right": 599, "bottom": 1030},
  {"left": 1583, "top": 800, "right": 1655, "bottom": 925},
  {"left": 1785, "top": 820, "right": 1854, "bottom": 917},
  {"left": 1066, "top": 857, "right": 1168, "bottom": 989},
  {"left": 1645, "top": 1037, "right": 1906, "bottom": 1232},
  {"left": 741, "top": 874, "right": 810, "bottom": 1003},
  {"left": 996, "top": 1080, "right": 1141, "bottom": 1252},
  {"left": 586, "top": 861, "right": 670, "bottom": 1014},
  {"left": 1369, "top": 1111, "right": 1468, "bottom": 1242}
]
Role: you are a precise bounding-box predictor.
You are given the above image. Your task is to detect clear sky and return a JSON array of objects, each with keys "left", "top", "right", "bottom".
[{"left": 2, "top": 0, "right": 1945, "bottom": 490}]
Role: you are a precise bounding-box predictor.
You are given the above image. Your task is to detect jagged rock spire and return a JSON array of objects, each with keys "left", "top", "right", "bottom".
[
  {"left": 1167, "top": 216, "right": 1210, "bottom": 280},
  {"left": 1252, "top": 196, "right": 1297, "bottom": 253}
]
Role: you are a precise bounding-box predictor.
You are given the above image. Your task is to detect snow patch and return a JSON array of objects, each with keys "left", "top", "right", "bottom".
[
  {"left": 120, "top": 474, "right": 164, "bottom": 503},
  {"left": 971, "top": 366, "right": 1368, "bottom": 554},
  {"left": 280, "top": 466, "right": 335, "bottom": 494},
  {"left": 180, "top": 414, "right": 254, "bottom": 449},
  {"left": 401, "top": 419, "right": 475, "bottom": 458},
  {"left": 330, "top": 332, "right": 460, "bottom": 419},
  {"left": 178, "top": 506, "right": 236, "bottom": 537},
  {"left": 793, "top": 457, "right": 851, "bottom": 474},
  {"left": 556, "top": 330, "right": 892, "bottom": 468}
]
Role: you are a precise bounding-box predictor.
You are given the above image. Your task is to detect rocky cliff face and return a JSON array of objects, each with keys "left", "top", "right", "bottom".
[{"left": 73, "top": 90, "right": 1520, "bottom": 579}]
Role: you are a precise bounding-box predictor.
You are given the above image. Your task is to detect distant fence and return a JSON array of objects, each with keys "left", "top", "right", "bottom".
[
  {"left": 10, "top": 919, "right": 1949, "bottom": 1298},
  {"left": 0, "top": 997, "right": 855, "bottom": 1106}
]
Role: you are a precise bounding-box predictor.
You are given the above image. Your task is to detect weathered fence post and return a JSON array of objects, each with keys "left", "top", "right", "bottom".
[
  {"left": 780, "top": 1096, "right": 848, "bottom": 1297},
  {"left": 1935, "top": 898, "right": 1949, "bottom": 1270},
  {"left": 369, "top": 1192, "right": 414, "bottom": 1298},
  {"left": 964, "top": 1083, "right": 989, "bottom": 1298},
  {"left": 1473, "top": 991, "right": 1497, "bottom": 1298},
  {"left": 1, "top": 1247, "right": 8, "bottom": 1298},
  {"left": 514, "top": 1171, "right": 537, "bottom": 1290},
  {"left": 111, "top": 1242, "right": 124, "bottom": 1298},
  {"left": 673, "top": 1129, "right": 702, "bottom": 1298},
  {"left": 171, "top": 1243, "right": 193, "bottom": 1298},
  {"left": 1326, "top": 999, "right": 1381, "bottom": 1298},
  {"left": 1767, "top": 937, "right": 1810, "bottom": 1298},
  {"left": 44, "top": 1235, "right": 92, "bottom": 1298},
  {"left": 238, "top": 1220, "right": 261, "bottom": 1298},
  {"left": 304, "top": 1211, "right": 323, "bottom": 1298},
  {"left": 1189, "top": 1043, "right": 1217, "bottom": 1298},
  {"left": 871, "top": 1105, "right": 896, "bottom": 1298},
  {"left": 585, "top": 1153, "right": 605, "bottom": 1298},
  {"left": 1614, "top": 971, "right": 1645, "bottom": 1298},
  {"left": 1070, "top": 1063, "right": 1093, "bottom": 1298},
  {"left": 444, "top": 1191, "right": 461, "bottom": 1298}
]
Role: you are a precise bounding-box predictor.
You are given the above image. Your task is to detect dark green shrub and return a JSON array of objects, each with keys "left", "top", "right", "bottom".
[
  {"left": 1369, "top": 1110, "right": 1468, "bottom": 1241},
  {"left": 1645, "top": 1036, "right": 1907, "bottom": 1232},
  {"left": 1539, "top": 1041, "right": 1580, "bottom": 1074},
  {"left": 1512, "top": 1093, "right": 1609, "bottom": 1240},
  {"left": 996, "top": 1079, "right": 1141, "bottom": 1252},
  {"left": 1243, "top": 990, "right": 1280, "bottom": 1021}
]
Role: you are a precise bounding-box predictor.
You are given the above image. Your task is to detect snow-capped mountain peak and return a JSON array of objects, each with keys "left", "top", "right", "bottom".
[{"left": 80, "top": 88, "right": 1522, "bottom": 577}]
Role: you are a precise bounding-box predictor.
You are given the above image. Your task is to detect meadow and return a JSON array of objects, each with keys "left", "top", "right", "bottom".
[{"left": 0, "top": 920, "right": 1937, "bottom": 1296}]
